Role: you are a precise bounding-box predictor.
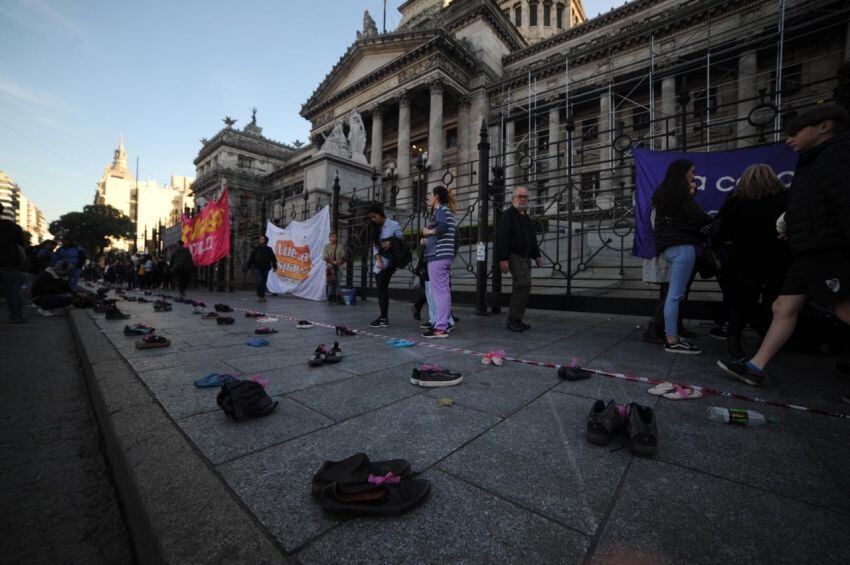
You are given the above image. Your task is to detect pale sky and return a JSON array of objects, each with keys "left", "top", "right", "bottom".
[{"left": 0, "top": 0, "right": 625, "bottom": 222}]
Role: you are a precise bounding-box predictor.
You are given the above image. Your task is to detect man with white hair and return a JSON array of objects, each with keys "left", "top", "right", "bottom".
[{"left": 494, "top": 186, "right": 542, "bottom": 332}]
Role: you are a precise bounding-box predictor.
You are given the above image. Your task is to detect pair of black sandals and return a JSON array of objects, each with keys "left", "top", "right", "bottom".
[{"left": 311, "top": 453, "right": 430, "bottom": 515}]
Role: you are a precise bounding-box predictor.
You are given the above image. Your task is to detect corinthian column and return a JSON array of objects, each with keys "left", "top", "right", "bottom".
[
  {"left": 660, "top": 75, "right": 677, "bottom": 150},
  {"left": 370, "top": 106, "right": 383, "bottom": 169},
  {"left": 737, "top": 50, "right": 758, "bottom": 147},
  {"left": 396, "top": 92, "right": 411, "bottom": 207},
  {"left": 505, "top": 119, "right": 516, "bottom": 187},
  {"left": 548, "top": 102, "right": 560, "bottom": 183},
  {"left": 457, "top": 95, "right": 471, "bottom": 185},
  {"left": 428, "top": 80, "right": 444, "bottom": 184}
]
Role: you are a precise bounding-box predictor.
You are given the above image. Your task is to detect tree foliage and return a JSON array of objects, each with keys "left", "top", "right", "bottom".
[{"left": 49, "top": 204, "right": 135, "bottom": 255}]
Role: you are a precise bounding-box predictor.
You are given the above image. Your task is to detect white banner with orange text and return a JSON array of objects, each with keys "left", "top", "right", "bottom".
[{"left": 265, "top": 206, "right": 329, "bottom": 301}]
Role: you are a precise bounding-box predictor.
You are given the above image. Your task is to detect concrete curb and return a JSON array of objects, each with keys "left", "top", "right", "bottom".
[{"left": 69, "top": 310, "right": 289, "bottom": 565}]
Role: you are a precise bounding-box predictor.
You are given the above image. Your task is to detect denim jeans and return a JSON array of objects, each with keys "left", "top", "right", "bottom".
[
  {"left": 253, "top": 268, "right": 269, "bottom": 298},
  {"left": 662, "top": 245, "right": 696, "bottom": 338}
]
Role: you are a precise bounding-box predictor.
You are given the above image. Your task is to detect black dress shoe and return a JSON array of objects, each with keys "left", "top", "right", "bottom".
[
  {"left": 519, "top": 320, "right": 531, "bottom": 331},
  {"left": 506, "top": 318, "right": 524, "bottom": 332}
]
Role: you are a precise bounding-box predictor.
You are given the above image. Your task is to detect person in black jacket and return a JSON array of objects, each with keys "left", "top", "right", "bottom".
[
  {"left": 246, "top": 235, "right": 278, "bottom": 302},
  {"left": 652, "top": 159, "right": 714, "bottom": 354},
  {"left": 0, "top": 202, "right": 27, "bottom": 323},
  {"left": 717, "top": 164, "right": 791, "bottom": 359},
  {"left": 718, "top": 104, "right": 850, "bottom": 387},
  {"left": 494, "top": 186, "right": 542, "bottom": 332},
  {"left": 170, "top": 240, "right": 195, "bottom": 297}
]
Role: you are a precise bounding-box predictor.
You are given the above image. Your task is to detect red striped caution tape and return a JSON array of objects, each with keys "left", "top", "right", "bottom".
[{"left": 110, "top": 287, "right": 850, "bottom": 421}]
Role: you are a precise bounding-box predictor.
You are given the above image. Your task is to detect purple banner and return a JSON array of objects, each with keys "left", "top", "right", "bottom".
[{"left": 633, "top": 145, "right": 798, "bottom": 259}]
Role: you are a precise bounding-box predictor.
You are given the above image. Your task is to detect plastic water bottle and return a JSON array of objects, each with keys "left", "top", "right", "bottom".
[{"left": 705, "top": 407, "right": 775, "bottom": 426}]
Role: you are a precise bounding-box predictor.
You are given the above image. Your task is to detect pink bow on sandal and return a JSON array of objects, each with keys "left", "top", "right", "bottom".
[
  {"left": 249, "top": 374, "right": 269, "bottom": 387},
  {"left": 367, "top": 471, "right": 402, "bottom": 485}
]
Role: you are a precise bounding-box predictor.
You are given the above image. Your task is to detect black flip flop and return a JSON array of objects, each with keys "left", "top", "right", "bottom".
[
  {"left": 311, "top": 452, "right": 411, "bottom": 497},
  {"left": 319, "top": 479, "right": 430, "bottom": 515}
]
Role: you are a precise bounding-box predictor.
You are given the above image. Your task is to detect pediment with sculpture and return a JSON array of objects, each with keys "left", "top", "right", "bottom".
[{"left": 301, "top": 30, "right": 480, "bottom": 123}]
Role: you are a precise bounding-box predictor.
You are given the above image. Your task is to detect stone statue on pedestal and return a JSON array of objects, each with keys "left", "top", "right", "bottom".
[
  {"left": 318, "top": 121, "right": 350, "bottom": 159},
  {"left": 347, "top": 110, "right": 368, "bottom": 165}
]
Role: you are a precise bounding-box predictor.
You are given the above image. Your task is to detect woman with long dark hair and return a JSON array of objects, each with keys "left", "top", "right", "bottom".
[
  {"left": 716, "top": 164, "right": 790, "bottom": 359},
  {"left": 652, "top": 159, "right": 714, "bottom": 354},
  {"left": 367, "top": 203, "right": 403, "bottom": 328},
  {"left": 421, "top": 186, "right": 457, "bottom": 338}
]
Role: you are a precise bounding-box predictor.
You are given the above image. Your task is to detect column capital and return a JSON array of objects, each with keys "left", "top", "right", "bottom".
[
  {"left": 459, "top": 94, "right": 472, "bottom": 109},
  {"left": 372, "top": 105, "right": 383, "bottom": 119},
  {"left": 396, "top": 91, "right": 410, "bottom": 108},
  {"left": 429, "top": 79, "right": 444, "bottom": 95}
]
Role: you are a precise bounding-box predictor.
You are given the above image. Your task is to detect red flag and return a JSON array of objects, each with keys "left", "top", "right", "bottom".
[{"left": 181, "top": 188, "right": 231, "bottom": 266}]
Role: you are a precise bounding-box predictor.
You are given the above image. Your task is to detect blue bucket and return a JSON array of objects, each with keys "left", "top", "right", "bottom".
[{"left": 339, "top": 288, "right": 356, "bottom": 306}]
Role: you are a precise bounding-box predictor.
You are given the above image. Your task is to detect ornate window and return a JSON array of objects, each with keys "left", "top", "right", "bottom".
[
  {"left": 556, "top": 4, "right": 564, "bottom": 28},
  {"left": 237, "top": 155, "right": 254, "bottom": 169},
  {"left": 581, "top": 119, "right": 598, "bottom": 140},
  {"left": 693, "top": 87, "right": 718, "bottom": 119},
  {"left": 514, "top": 4, "right": 522, "bottom": 26},
  {"left": 632, "top": 108, "right": 651, "bottom": 130},
  {"left": 543, "top": 1, "right": 552, "bottom": 26},
  {"left": 529, "top": 1, "right": 538, "bottom": 26},
  {"left": 580, "top": 171, "right": 599, "bottom": 210},
  {"left": 283, "top": 181, "right": 304, "bottom": 200}
]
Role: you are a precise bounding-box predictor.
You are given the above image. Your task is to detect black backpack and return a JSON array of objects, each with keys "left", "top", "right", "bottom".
[
  {"left": 216, "top": 380, "right": 278, "bottom": 421},
  {"left": 383, "top": 236, "right": 412, "bottom": 270}
]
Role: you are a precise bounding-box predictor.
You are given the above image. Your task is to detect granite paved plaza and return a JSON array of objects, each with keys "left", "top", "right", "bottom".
[{"left": 85, "top": 288, "right": 850, "bottom": 564}]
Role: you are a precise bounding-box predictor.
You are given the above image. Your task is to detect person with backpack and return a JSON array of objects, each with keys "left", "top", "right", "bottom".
[
  {"left": 718, "top": 104, "right": 850, "bottom": 392},
  {"left": 421, "top": 186, "right": 457, "bottom": 339},
  {"left": 651, "top": 159, "right": 715, "bottom": 355},
  {"left": 52, "top": 236, "right": 86, "bottom": 290},
  {"left": 246, "top": 235, "right": 278, "bottom": 303},
  {"left": 367, "top": 203, "right": 403, "bottom": 328}
]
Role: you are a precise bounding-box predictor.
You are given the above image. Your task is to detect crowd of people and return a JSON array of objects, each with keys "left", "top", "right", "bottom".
[
  {"left": 358, "top": 183, "right": 540, "bottom": 339},
  {"left": 640, "top": 103, "right": 849, "bottom": 400},
  {"left": 2, "top": 104, "right": 848, "bottom": 403}
]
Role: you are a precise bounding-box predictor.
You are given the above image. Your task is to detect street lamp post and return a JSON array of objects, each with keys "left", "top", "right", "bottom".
[{"left": 370, "top": 167, "right": 379, "bottom": 204}]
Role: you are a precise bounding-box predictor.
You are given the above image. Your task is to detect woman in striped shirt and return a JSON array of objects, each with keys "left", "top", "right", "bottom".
[{"left": 421, "top": 186, "right": 457, "bottom": 339}]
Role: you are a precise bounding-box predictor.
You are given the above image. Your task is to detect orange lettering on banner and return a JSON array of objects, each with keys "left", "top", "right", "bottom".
[
  {"left": 183, "top": 209, "right": 224, "bottom": 243},
  {"left": 274, "top": 240, "right": 312, "bottom": 282}
]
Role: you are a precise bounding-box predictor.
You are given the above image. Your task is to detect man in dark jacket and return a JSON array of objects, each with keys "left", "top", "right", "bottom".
[
  {"left": 0, "top": 202, "right": 27, "bottom": 323},
  {"left": 494, "top": 186, "right": 542, "bottom": 332},
  {"left": 170, "top": 240, "right": 195, "bottom": 297},
  {"left": 246, "top": 235, "right": 277, "bottom": 302},
  {"left": 718, "top": 104, "right": 850, "bottom": 387}
]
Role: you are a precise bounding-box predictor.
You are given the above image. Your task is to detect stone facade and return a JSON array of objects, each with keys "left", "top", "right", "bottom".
[
  {"left": 0, "top": 170, "right": 49, "bottom": 243},
  {"left": 190, "top": 0, "right": 849, "bottom": 287}
]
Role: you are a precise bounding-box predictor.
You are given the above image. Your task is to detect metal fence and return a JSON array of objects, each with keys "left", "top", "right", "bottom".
[{"left": 326, "top": 0, "right": 848, "bottom": 316}]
